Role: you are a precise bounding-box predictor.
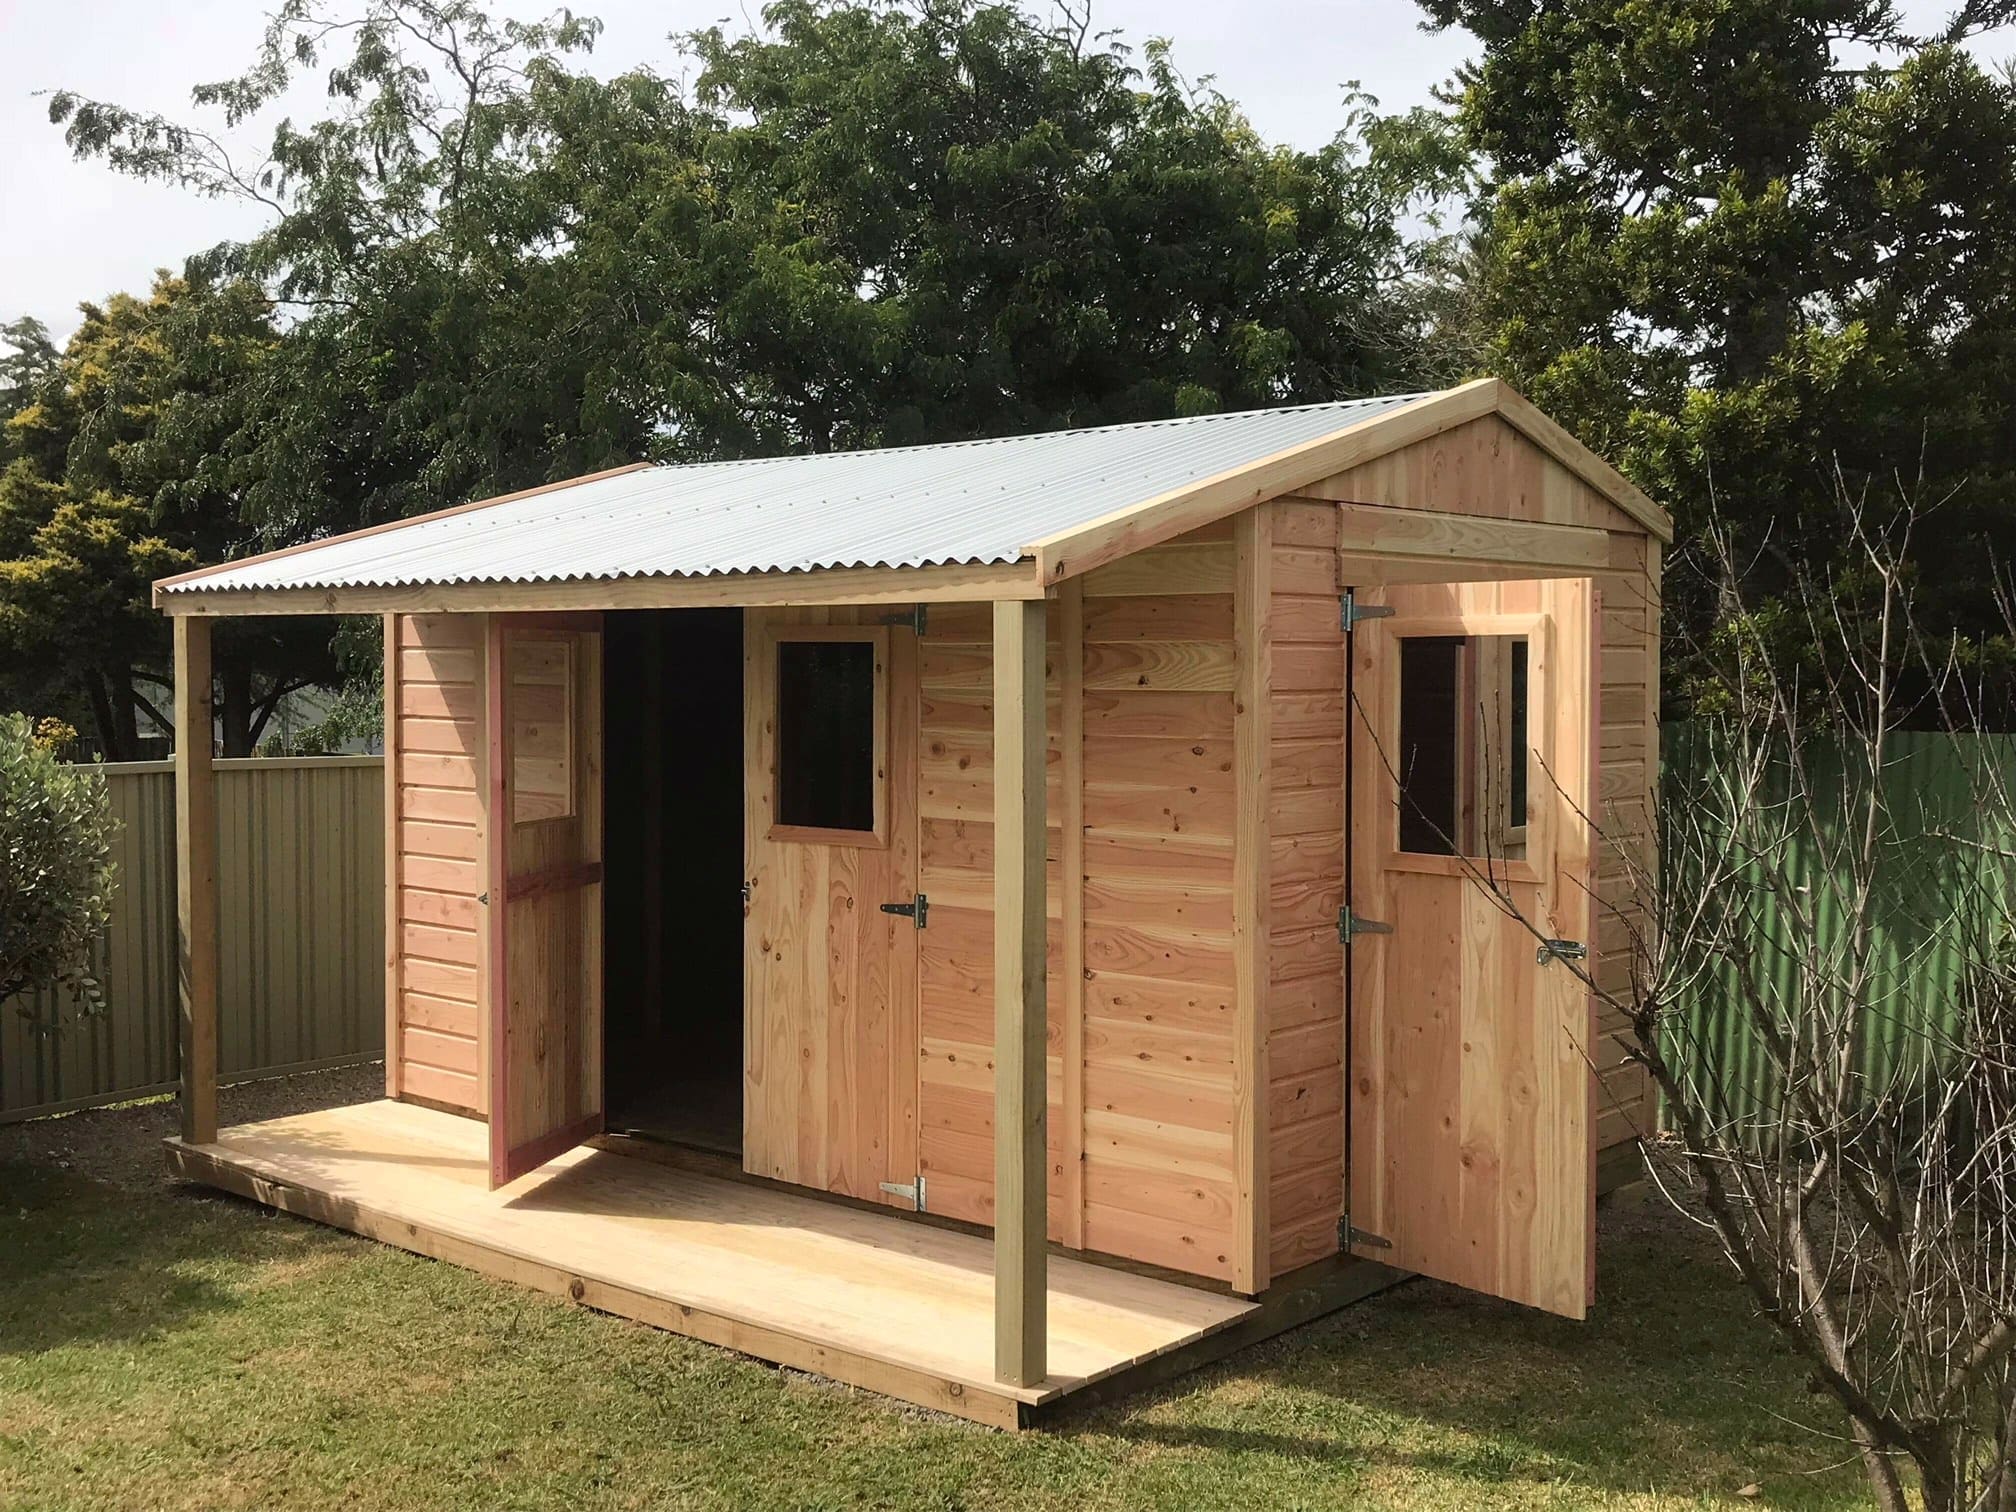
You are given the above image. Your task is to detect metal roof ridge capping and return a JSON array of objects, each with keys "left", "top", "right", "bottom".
[{"left": 161, "top": 391, "right": 1435, "bottom": 592}]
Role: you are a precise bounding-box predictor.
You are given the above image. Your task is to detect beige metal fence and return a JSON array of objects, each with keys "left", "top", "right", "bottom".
[{"left": 1, "top": 756, "right": 385, "bottom": 1123}]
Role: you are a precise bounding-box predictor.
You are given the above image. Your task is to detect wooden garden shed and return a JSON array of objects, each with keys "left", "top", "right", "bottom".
[{"left": 156, "top": 377, "right": 1666, "bottom": 1426}]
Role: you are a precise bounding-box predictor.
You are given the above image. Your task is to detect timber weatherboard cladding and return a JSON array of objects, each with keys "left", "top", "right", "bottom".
[
  {"left": 1262, "top": 499, "right": 1350, "bottom": 1276},
  {"left": 1078, "top": 522, "right": 1242, "bottom": 1285},
  {"left": 389, "top": 612, "right": 492, "bottom": 1115},
  {"left": 911, "top": 523, "right": 1247, "bottom": 1285}
]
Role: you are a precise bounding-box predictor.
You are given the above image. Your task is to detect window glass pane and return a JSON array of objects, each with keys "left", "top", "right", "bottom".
[
  {"left": 776, "top": 639, "right": 877, "bottom": 833},
  {"left": 1395, "top": 634, "right": 1532, "bottom": 860},
  {"left": 511, "top": 637, "right": 574, "bottom": 826},
  {"left": 1398, "top": 638, "right": 1462, "bottom": 854}
]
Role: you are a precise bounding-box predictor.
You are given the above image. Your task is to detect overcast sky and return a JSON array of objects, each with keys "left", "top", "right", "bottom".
[{"left": 2, "top": 0, "right": 2005, "bottom": 343}]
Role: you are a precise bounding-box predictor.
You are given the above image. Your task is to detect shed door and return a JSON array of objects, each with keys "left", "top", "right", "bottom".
[
  {"left": 1346, "top": 580, "right": 1598, "bottom": 1317},
  {"left": 743, "top": 616, "right": 921, "bottom": 1205},
  {"left": 486, "top": 614, "right": 605, "bottom": 1189}
]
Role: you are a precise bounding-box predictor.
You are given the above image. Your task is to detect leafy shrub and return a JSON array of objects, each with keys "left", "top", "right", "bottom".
[{"left": 0, "top": 712, "right": 116, "bottom": 1011}]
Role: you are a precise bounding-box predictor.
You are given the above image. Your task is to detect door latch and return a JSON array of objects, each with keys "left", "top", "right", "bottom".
[
  {"left": 879, "top": 894, "right": 929, "bottom": 929},
  {"left": 1537, "top": 938, "right": 1588, "bottom": 965}
]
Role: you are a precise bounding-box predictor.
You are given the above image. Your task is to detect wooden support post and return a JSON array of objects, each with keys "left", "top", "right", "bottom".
[
  {"left": 993, "top": 596, "right": 1048, "bottom": 1387},
  {"left": 382, "top": 614, "right": 402, "bottom": 1099},
  {"left": 175, "top": 615, "right": 218, "bottom": 1145}
]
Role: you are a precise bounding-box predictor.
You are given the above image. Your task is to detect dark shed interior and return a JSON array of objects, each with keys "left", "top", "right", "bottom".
[{"left": 601, "top": 606, "right": 745, "bottom": 1154}]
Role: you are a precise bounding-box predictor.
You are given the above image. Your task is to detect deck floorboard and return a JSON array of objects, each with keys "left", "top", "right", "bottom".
[{"left": 167, "top": 1099, "right": 1262, "bottom": 1425}]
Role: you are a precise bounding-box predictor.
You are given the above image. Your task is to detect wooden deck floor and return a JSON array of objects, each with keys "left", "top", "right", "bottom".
[{"left": 167, "top": 1099, "right": 1278, "bottom": 1427}]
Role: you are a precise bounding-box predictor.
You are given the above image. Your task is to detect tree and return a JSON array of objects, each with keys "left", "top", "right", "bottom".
[
  {"left": 0, "top": 278, "right": 339, "bottom": 756},
  {"left": 1418, "top": 0, "right": 2016, "bottom": 712},
  {"left": 1628, "top": 495, "right": 2016, "bottom": 1510},
  {"left": 0, "top": 318, "right": 58, "bottom": 439},
  {"left": 663, "top": 0, "right": 1469, "bottom": 448},
  {"left": 0, "top": 714, "right": 116, "bottom": 1014},
  {"left": 46, "top": 0, "right": 1466, "bottom": 546}
]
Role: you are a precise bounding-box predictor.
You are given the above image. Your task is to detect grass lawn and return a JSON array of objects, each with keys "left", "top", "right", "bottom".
[{"left": 1, "top": 1095, "right": 1877, "bottom": 1510}]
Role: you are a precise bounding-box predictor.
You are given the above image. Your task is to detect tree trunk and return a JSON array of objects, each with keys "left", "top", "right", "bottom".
[
  {"left": 82, "top": 670, "right": 123, "bottom": 760},
  {"left": 1994, "top": 1383, "right": 2016, "bottom": 1512},
  {"left": 1916, "top": 1442, "right": 1956, "bottom": 1512},
  {"left": 217, "top": 661, "right": 254, "bottom": 758},
  {"left": 1853, "top": 1416, "right": 1912, "bottom": 1512},
  {"left": 110, "top": 665, "right": 141, "bottom": 757}
]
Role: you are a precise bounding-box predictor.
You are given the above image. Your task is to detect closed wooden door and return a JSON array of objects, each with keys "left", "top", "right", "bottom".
[
  {"left": 743, "top": 613, "right": 921, "bottom": 1206},
  {"left": 1346, "top": 579, "right": 1598, "bottom": 1318},
  {"left": 486, "top": 614, "right": 605, "bottom": 1189}
]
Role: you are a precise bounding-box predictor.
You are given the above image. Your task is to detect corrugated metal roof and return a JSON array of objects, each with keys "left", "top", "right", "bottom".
[{"left": 163, "top": 392, "right": 1432, "bottom": 593}]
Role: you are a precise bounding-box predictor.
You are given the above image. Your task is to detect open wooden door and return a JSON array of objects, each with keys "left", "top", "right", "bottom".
[
  {"left": 486, "top": 613, "right": 605, "bottom": 1189},
  {"left": 743, "top": 614, "right": 922, "bottom": 1206},
  {"left": 1345, "top": 579, "right": 1598, "bottom": 1318}
]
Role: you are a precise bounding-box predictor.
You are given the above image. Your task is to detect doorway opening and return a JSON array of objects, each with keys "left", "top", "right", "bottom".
[{"left": 601, "top": 606, "right": 745, "bottom": 1154}]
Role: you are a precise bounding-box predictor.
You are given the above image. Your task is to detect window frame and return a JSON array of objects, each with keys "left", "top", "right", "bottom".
[
  {"left": 765, "top": 624, "right": 891, "bottom": 849},
  {"left": 1380, "top": 613, "right": 1551, "bottom": 888}
]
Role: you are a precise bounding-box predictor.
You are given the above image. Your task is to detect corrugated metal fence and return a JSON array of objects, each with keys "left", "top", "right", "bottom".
[
  {"left": 1, "top": 757, "right": 385, "bottom": 1123},
  {"left": 1659, "top": 725, "right": 2016, "bottom": 1140}
]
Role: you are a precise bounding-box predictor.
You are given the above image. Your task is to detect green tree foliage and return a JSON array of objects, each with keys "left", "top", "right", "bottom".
[
  {"left": 0, "top": 279, "right": 338, "bottom": 756},
  {"left": 0, "top": 319, "right": 59, "bottom": 438},
  {"left": 0, "top": 713, "right": 116, "bottom": 1012},
  {"left": 49, "top": 0, "right": 1465, "bottom": 545},
  {"left": 1419, "top": 0, "right": 2016, "bottom": 713}
]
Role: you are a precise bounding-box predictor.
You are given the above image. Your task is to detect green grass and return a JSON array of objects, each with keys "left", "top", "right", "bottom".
[{"left": 0, "top": 1160, "right": 1876, "bottom": 1511}]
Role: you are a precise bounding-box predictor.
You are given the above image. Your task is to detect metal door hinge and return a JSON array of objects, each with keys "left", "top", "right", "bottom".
[
  {"left": 880, "top": 893, "right": 929, "bottom": 929},
  {"left": 1340, "top": 589, "right": 1396, "bottom": 633},
  {"left": 741, "top": 881, "right": 752, "bottom": 905},
  {"left": 1339, "top": 1216, "right": 1392, "bottom": 1251},
  {"left": 1338, "top": 905, "right": 1393, "bottom": 943},
  {"left": 879, "top": 1175, "right": 928, "bottom": 1212},
  {"left": 1537, "top": 938, "right": 1587, "bottom": 965}
]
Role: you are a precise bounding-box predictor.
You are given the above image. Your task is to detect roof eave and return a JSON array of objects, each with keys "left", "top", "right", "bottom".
[{"left": 153, "top": 556, "right": 1047, "bottom": 619}]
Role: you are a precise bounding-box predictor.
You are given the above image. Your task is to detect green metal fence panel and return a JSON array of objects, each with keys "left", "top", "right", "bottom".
[
  {"left": 1660, "top": 725, "right": 2016, "bottom": 1140},
  {"left": 1, "top": 756, "right": 386, "bottom": 1123}
]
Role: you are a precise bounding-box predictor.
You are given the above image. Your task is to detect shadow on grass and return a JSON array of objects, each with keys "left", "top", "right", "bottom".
[
  {"left": 1051, "top": 1203, "right": 1871, "bottom": 1507},
  {"left": 0, "top": 1159, "right": 332, "bottom": 1358}
]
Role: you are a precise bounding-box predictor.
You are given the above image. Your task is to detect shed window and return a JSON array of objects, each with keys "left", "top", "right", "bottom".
[
  {"left": 1396, "top": 633, "right": 1532, "bottom": 859},
  {"left": 774, "top": 636, "right": 881, "bottom": 838}
]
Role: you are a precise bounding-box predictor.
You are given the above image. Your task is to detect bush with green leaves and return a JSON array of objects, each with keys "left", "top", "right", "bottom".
[{"left": 0, "top": 713, "right": 116, "bottom": 1011}]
